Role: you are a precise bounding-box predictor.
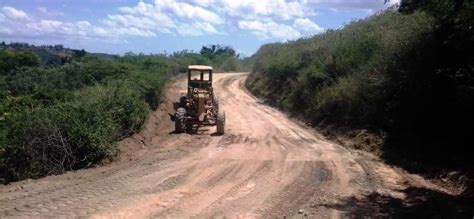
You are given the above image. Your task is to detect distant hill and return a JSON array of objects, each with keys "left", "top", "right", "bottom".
[{"left": 0, "top": 42, "right": 86, "bottom": 65}]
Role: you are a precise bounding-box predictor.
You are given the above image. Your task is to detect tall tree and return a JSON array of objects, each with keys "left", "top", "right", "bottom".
[{"left": 200, "top": 45, "right": 236, "bottom": 59}]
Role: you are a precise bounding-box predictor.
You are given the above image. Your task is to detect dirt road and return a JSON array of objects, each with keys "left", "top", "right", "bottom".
[{"left": 0, "top": 73, "right": 449, "bottom": 218}]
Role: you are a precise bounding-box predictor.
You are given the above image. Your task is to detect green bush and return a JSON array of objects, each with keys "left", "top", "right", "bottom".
[
  {"left": 0, "top": 50, "right": 40, "bottom": 75},
  {"left": 2, "top": 103, "right": 116, "bottom": 180},
  {"left": 0, "top": 83, "right": 153, "bottom": 181},
  {"left": 0, "top": 50, "right": 171, "bottom": 182}
]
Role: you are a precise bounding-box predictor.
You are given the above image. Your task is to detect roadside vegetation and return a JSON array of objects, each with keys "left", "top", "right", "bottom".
[
  {"left": 172, "top": 44, "right": 251, "bottom": 73},
  {"left": 246, "top": 0, "right": 473, "bottom": 170},
  {"left": 0, "top": 43, "right": 247, "bottom": 183}
]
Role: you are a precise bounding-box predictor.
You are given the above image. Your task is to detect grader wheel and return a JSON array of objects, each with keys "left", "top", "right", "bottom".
[
  {"left": 174, "top": 108, "right": 186, "bottom": 133},
  {"left": 216, "top": 111, "right": 225, "bottom": 135},
  {"left": 213, "top": 96, "right": 220, "bottom": 113}
]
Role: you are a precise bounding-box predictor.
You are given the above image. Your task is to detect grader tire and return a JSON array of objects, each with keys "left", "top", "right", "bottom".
[
  {"left": 216, "top": 111, "right": 225, "bottom": 135},
  {"left": 213, "top": 96, "right": 220, "bottom": 113},
  {"left": 175, "top": 108, "right": 186, "bottom": 133}
]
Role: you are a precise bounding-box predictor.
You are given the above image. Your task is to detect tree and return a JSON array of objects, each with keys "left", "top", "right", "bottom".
[
  {"left": 53, "top": 44, "right": 64, "bottom": 50},
  {"left": 200, "top": 45, "right": 236, "bottom": 59},
  {"left": 74, "top": 49, "right": 87, "bottom": 58},
  {"left": 399, "top": 0, "right": 469, "bottom": 17},
  {"left": 396, "top": 0, "right": 474, "bottom": 163},
  {"left": 398, "top": 0, "right": 473, "bottom": 65}
]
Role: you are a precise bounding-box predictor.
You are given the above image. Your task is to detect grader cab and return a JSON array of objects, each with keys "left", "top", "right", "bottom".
[{"left": 169, "top": 65, "right": 225, "bottom": 134}]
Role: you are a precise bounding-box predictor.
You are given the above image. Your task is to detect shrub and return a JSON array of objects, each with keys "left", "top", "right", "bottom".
[
  {"left": 0, "top": 83, "right": 153, "bottom": 181},
  {"left": 2, "top": 100, "right": 118, "bottom": 180},
  {"left": 0, "top": 50, "right": 170, "bottom": 182},
  {"left": 0, "top": 50, "right": 40, "bottom": 75}
]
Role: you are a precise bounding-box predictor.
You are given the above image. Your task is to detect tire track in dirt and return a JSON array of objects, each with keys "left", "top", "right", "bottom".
[{"left": 0, "top": 73, "right": 449, "bottom": 218}]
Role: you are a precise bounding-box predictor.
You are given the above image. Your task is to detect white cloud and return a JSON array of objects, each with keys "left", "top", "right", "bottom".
[
  {"left": 238, "top": 20, "right": 301, "bottom": 41},
  {"left": 388, "top": 0, "right": 401, "bottom": 6},
  {"left": 105, "top": 0, "right": 223, "bottom": 37},
  {"left": 217, "top": 0, "right": 310, "bottom": 20},
  {"left": 106, "top": 14, "right": 156, "bottom": 30},
  {"left": 114, "top": 27, "right": 157, "bottom": 37},
  {"left": 293, "top": 18, "right": 324, "bottom": 34},
  {"left": 0, "top": 6, "right": 156, "bottom": 41},
  {"left": 108, "top": 0, "right": 312, "bottom": 40},
  {"left": 1, "top": 6, "right": 29, "bottom": 20},
  {"left": 159, "top": 0, "right": 223, "bottom": 24},
  {"left": 32, "top": 20, "right": 63, "bottom": 33},
  {"left": 118, "top": 1, "right": 153, "bottom": 14},
  {"left": 177, "top": 22, "right": 218, "bottom": 36},
  {"left": 307, "top": 0, "right": 399, "bottom": 12},
  {"left": 116, "top": 2, "right": 175, "bottom": 29},
  {"left": 189, "top": 0, "right": 214, "bottom": 7},
  {"left": 0, "top": 2, "right": 315, "bottom": 43}
]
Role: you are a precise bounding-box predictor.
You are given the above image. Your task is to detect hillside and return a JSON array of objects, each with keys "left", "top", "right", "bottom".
[{"left": 246, "top": 4, "right": 473, "bottom": 176}]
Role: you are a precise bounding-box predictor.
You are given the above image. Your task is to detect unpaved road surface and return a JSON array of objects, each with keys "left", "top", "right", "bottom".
[{"left": 0, "top": 73, "right": 451, "bottom": 218}]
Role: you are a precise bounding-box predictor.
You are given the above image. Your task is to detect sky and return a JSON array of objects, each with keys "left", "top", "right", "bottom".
[{"left": 0, "top": 0, "right": 398, "bottom": 56}]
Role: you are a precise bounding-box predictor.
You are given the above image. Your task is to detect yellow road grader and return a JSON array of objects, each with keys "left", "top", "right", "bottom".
[{"left": 169, "top": 65, "right": 225, "bottom": 135}]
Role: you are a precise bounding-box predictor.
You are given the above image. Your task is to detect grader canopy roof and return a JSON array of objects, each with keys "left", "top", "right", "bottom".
[{"left": 188, "top": 65, "right": 213, "bottom": 70}]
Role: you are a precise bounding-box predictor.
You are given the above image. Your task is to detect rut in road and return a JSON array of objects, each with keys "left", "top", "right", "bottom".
[{"left": 0, "top": 73, "right": 448, "bottom": 218}]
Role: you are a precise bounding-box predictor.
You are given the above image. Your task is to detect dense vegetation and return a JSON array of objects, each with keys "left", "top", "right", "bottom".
[
  {"left": 246, "top": 1, "right": 473, "bottom": 167},
  {"left": 171, "top": 44, "right": 251, "bottom": 73},
  {"left": 0, "top": 43, "right": 247, "bottom": 183}
]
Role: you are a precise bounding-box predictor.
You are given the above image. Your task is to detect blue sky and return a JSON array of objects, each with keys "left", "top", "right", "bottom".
[{"left": 0, "top": 0, "right": 398, "bottom": 56}]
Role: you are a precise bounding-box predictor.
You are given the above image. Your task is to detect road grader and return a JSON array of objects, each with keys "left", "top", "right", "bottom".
[{"left": 169, "top": 65, "right": 225, "bottom": 135}]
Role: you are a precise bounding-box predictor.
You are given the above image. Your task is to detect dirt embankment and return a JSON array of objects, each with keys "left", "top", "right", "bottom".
[{"left": 0, "top": 73, "right": 471, "bottom": 218}]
